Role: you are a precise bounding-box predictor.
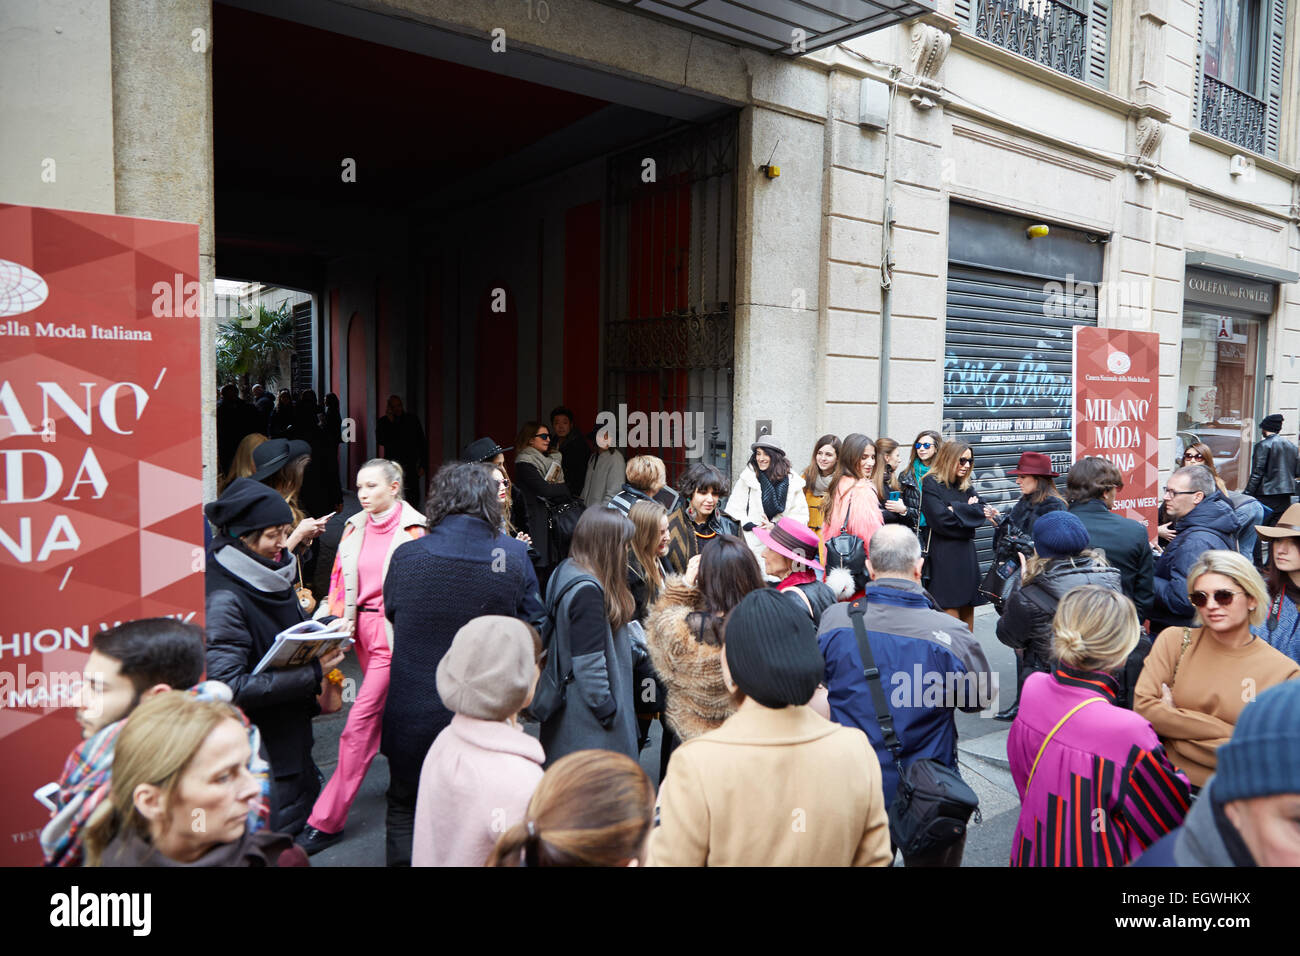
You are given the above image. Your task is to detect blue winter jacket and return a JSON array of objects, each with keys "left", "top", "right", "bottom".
[
  {"left": 817, "top": 579, "right": 996, "bottom": 805},
  {"left": 1151, "top": 493, "right": 1237, "bottom": 629}
]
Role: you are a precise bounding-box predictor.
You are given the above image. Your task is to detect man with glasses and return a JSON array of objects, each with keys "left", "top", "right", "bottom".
[{"left": 1150, "top": 466, "right": 1238, "bottom": 634}]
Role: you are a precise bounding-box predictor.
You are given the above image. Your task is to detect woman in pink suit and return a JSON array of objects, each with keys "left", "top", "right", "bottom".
[
  {"left": 1007, "top": 586, "right": 1190, "bottom": 867},
  {"left": 298, "top": 459, "right": 428, "bottom": 855}
]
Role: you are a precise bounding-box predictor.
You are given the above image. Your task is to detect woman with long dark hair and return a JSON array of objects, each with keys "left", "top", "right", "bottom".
[
  {"left": 644, "top": 535, "right": 766, "bottom": 780},
  {"left": 725, "top": 435, "right": 808, "bottom": 563},
  {"left": 819, "top": 433, "right": 886, "bottom": 563},
  {"left": 1258, "top": 504, "right": 1300, "bottom": 664},
  {"left": 801, "top": 434, "right": 841, "bottom": 534},
  {"left": 920, "top": 440, "right": 997, "bottom": 629},
  {"left": 539, "top": 508, "right": 640, "bottom": 764}
]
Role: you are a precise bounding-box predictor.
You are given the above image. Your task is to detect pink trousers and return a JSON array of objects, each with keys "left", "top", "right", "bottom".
[{"left": 307, "top": 608, "right": 390, "bottom": 833}]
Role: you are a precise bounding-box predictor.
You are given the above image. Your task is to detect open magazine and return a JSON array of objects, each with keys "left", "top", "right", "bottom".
[{"left": 252, "top": 620, "right": 353, "bottom": 674}]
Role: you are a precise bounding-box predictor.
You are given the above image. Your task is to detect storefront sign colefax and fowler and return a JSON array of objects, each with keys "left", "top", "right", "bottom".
[
  {"left": 0, "top": 205, "right": 203, "bottom": 865},
  {"left": 1071, "top": 327, "right": 1160, "bottom": 543}
]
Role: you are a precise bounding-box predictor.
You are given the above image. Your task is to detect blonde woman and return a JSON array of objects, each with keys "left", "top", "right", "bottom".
[
  {"left": 219, "top": 432, "right": 268, "bottom": 494},
  {"left": 1135, "top": 550, "right": 1300, "bottom": 790},
  {"left": 301, "top": 459, "right": 427, "bottom": 854},
  {"left": 85, "top": 692, "right": 307, "bottom": 867},
  {"left": 608, "top": 454, "right": 673, "bottom": 516},
  {"left": 1008, "top": 587, "right": 1190, "bottom": 867}
]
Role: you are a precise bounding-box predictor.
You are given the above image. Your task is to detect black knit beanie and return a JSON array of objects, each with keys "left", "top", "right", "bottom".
[
  {"left": 204, "top": 477, "right": 293, "bottom": 538},
  {"left": 724, "top": 589, "right": 825, "bottom": 709}
]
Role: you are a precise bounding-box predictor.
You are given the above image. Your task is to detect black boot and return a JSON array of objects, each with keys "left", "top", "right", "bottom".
[
  {"left": 994, "top": 702, "right": 1019, "bottom": 722},
  {"left": 296, "top": 826, "right": 344, "bottom": 856}
]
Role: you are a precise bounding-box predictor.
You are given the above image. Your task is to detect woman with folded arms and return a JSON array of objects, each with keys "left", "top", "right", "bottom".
[{"left": 1135, "top": 550, "right": 1300, "bottom": 791}]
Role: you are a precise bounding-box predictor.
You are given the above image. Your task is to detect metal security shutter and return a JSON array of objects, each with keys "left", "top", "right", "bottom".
[
  {"left": 944, "top": 262, "right": 1097, "bottom": 571},
  {"left": 292, "top": 300, "right": 314, "bottom": 394}
]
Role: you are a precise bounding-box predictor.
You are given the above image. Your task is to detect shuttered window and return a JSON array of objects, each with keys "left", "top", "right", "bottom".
[
  {"left": 1194, "top": 0, "right": 1287, "bottom": 158},
  {"left": 958, "top": 0, "right": 1112, "bottom": 88}
]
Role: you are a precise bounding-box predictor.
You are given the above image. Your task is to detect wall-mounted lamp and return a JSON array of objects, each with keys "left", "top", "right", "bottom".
[
  {"left": 1026, "top": 224, "right": 1050, "bottom": 240},
  {"left": 761, "top": 141, "right": 781, "bottom": 180}
]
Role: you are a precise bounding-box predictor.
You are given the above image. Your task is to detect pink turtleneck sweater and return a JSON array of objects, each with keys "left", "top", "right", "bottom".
[{"left": 356, "top": 505, "right": 402, "bottom": 608}]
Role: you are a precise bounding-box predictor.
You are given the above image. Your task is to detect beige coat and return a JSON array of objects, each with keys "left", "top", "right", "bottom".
[{"left": 648, "top": 698, "right": 892, "bottom": 867}]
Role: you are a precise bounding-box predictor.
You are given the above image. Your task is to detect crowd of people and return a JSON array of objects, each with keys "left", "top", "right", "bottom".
[{"left": 39, "top": 405, "right": 1300, "bottom": 867}]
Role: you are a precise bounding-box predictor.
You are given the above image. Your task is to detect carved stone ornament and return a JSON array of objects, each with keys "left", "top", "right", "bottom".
[
  {"left": 909, "top": 23, "right": 951, "bottom": 91},
  {"left": 1134, "top": 115, "right": 1163, "bottom": 179}
]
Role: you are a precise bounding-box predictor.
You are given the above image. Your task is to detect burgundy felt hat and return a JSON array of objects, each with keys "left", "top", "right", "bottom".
[{"left": 1008, "top": 451, "right": 1058, "bottom": 478}]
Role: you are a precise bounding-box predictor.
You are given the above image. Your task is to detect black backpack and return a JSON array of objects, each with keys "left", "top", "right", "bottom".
[{"left": 824, "top": 499, "right": 868, "bottom": 593}]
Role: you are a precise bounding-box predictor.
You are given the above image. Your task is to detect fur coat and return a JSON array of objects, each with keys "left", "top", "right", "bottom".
[{"left": 643, "top": 577, "right": 735, "bottom": 740}]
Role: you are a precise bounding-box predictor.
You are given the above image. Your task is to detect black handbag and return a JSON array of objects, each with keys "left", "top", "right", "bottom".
[
  {"left": 824, "top": 498, "right": 867, "bottom": 593},
  {"left": 979, "top": 524, "right": 1035, "bottom": 613},
  {"left": 524, "top": 574, "right": 598, "bottom": 723},
  {"left": 543, "top": 497, "right": 585, "bottom": 565},
  {"left": 848, "top": 601, "right": 979, "bottom": 858}
]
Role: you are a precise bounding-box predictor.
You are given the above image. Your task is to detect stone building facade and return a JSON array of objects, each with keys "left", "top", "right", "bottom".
[{"left": 3, "top": 0, "right": 1297, "bottom": 510}]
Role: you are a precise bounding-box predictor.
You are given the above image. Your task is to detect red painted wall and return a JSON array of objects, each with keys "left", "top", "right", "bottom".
[
  {"left": 623, "top": 179, "right": 691, "bottom": 477},
  {"left": 475, "top": 282, "right": 518, "bottom": 451},
  {"left": 563, "top": 201, "right": 602, "bottom": 433}
]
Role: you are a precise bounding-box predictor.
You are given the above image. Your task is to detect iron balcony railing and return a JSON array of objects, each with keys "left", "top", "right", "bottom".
[
  {"left": 975, "top": 0, "right": 1088, "bottom": 80},
  {"left": 1199, "top": 73, "right": 1267, "bottom": 155}
]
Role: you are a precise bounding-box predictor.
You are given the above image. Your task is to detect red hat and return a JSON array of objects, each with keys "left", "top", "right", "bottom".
[{"left": 1008, "top": 451, "right": 1058, "bottom": 478}]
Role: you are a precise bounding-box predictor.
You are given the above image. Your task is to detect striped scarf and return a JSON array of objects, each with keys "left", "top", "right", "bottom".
[
  {"left": 40, "top": 681, "right": 272, "bottom": 867},
  {"left": 755, "top": 468, "right": 788, "bottom": 521}
]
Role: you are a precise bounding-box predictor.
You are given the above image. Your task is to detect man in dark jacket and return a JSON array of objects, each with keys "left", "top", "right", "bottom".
[
  {"left": 376, "top": 395, "right": 427, "bottom": 508},
  {"left": 817, "top": 524, "right": 995, "bottom": 867},
  {"left": 381, "top": 462, "right": 545, "bottom": 866},
  {"left": 1066, "top": 457, "right": 1155, "bottom": 621},
  {"left": 1134, "top": 680, "right": 1300, "bottom": 866},
  {"left": 1244, "top": 413, "right": 1298, "bottom": 536},
  {"left": 1150, "top": 465, "right": 1238, "bottom": 634},
  {"left": 550, "top": 405, "right": 591, "bottom": 497}
]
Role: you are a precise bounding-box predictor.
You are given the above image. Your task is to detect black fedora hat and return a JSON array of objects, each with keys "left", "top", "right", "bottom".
[
  {"left": 461, "top": 437, "right": 508, "bottom": 463},
  {"left": 251, "top": 438, "right": 312, "bottom": 483}
]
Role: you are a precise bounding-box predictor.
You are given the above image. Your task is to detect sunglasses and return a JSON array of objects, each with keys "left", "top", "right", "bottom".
[
  {"left": 915, "top": 442, "right": 934, "bottom": 450},
  {"left": 958, "top": 457, "right": 973, "bottom": 465},
  {"left": 1190, "top": 588, "right": 1244, "bottom": 608},
  {"left": 1182, "top": 452, "right": 1205, "bottom": 462},
  {"left": 535, "top": 433, "right": 551, "bottom": 440}
]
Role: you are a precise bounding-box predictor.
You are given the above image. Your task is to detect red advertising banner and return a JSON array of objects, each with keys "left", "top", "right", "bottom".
[
  {"left": 0, "top": 204, "right": 203, "bottom": 865},
  {"left": 1071, "top": 326, "right": 1160, "bottom": 542}
]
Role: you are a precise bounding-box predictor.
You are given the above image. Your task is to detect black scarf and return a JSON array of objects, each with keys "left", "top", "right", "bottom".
[{"left": 755, "top": 468, "right": 788, "bottom": 521}]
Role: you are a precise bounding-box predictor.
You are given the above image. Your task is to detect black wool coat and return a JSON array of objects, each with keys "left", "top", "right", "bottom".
[
  {"left": 381, "top": 514, "right": 546, "bottom": 785},
  {"left": 919, "top": 475, "right": 988, "bottom": 609},
  {"left": 204, "top": 539, "right": 321, "bottom": 780}
]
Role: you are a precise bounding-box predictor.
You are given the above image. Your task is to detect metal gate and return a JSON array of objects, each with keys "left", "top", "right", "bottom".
[
  {"left": 944, "top": 262, "right": 1097, "bottom": 568},
  {"left": 603, "top": 114, "right": 738, "bottom": 485}
]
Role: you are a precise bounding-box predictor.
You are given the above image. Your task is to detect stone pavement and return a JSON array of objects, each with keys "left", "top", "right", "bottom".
[{"left": 308, "top": 604, "right": 1022, "bottom": 867}]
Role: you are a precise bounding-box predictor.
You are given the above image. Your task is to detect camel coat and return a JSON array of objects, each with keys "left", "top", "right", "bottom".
[{"left": 648, "top": 698, "right": 892, "bottom": 866}]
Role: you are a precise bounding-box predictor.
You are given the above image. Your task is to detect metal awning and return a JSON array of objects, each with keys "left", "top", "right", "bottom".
[{"left": 599, "top": 0, "right": 935, "bottom": 54}]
